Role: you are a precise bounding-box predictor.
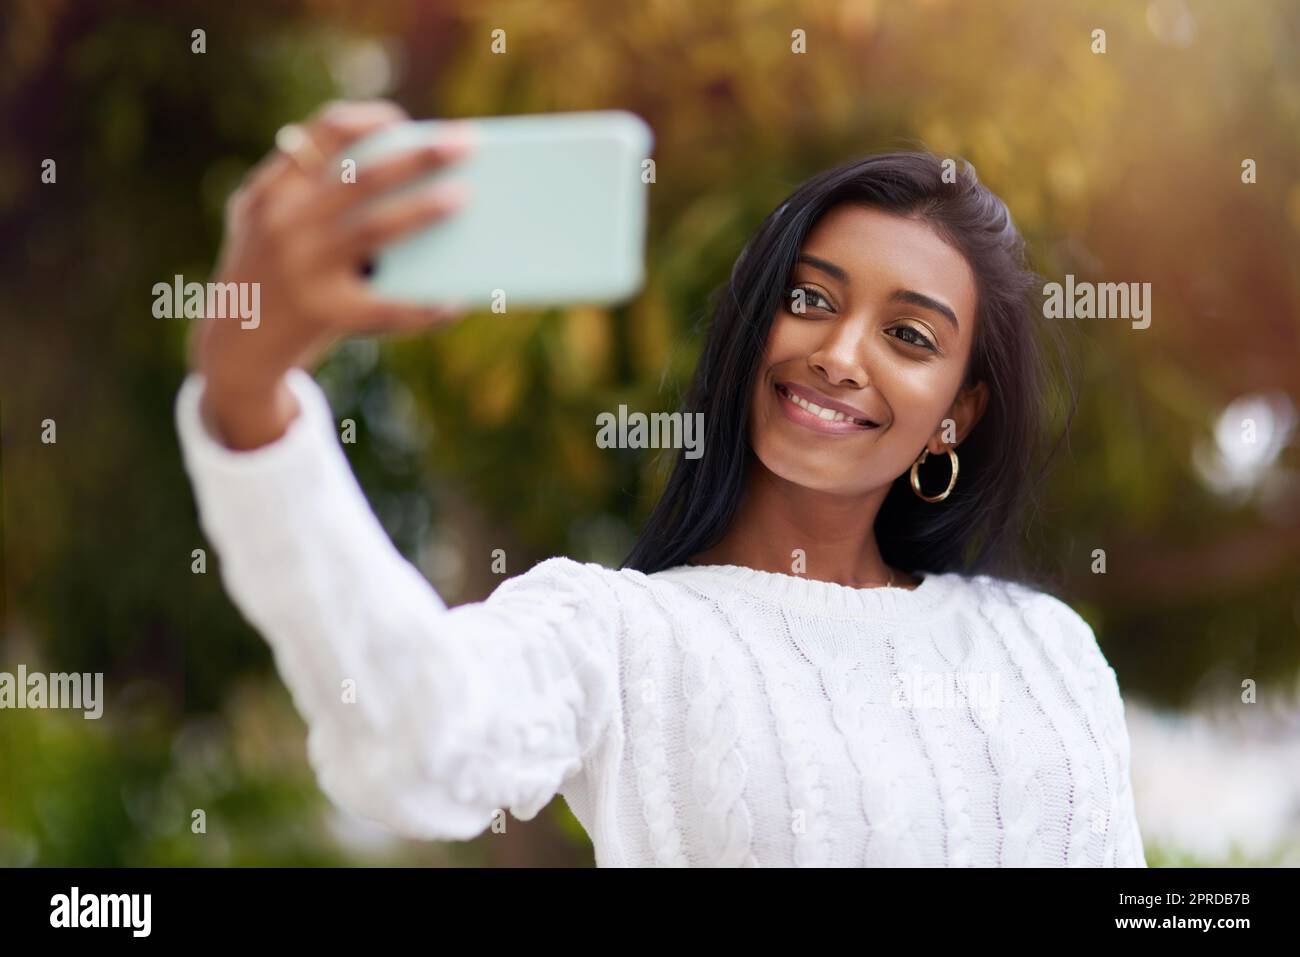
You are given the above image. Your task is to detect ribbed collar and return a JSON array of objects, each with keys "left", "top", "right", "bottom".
[{"left": 651, "top": 562, "right": 964, "bottom": 621}]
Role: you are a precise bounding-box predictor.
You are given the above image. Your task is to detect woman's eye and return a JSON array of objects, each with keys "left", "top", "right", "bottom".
[
  {"left": 889, "top": 325, "right": 936, "bottom": 351},
  {"left": 786, "top": 286, "right": 832, "bottom": 314}
]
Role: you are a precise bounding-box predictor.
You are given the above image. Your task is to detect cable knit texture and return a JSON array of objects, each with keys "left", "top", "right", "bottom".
[{"left": 175, "top": 369, "right": 1147, "bottom": 867}]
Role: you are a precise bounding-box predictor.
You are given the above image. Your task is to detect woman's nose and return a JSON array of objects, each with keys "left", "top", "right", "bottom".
[{"left": 808, "top": 319, "right": 869, "bottom": 389}]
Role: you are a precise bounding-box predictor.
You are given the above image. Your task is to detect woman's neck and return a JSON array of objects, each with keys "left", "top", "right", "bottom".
[{"left": 690, "top": 461, "right": 920, "bottom": 589}]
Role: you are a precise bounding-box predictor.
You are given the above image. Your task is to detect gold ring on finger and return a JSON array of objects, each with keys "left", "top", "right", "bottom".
[{"left": 275, "top": 123, "right": 325, "bottom": 176}]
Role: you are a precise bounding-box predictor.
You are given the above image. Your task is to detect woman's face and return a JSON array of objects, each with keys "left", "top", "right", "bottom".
[{"left": 748, "top": 203, "right": 988, "bottom": 496}]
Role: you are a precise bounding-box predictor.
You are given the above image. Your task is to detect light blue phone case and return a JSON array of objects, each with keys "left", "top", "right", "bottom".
[{"left": 346, "top": 110, "right": 654, "bottom": 308}]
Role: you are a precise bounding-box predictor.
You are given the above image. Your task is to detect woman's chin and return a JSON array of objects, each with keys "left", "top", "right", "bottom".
[{"left": 751, "top": 451, "right": 873, "bottom": 496}]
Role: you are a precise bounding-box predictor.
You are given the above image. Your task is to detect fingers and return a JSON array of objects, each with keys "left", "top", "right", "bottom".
[
  {"left": 316, "top": 126, "right": 474, "bottom": 218},
  {"left": 236, "top": 99, "right": 411, "bottom": 211},
  {"left": 350, "top": 296, "right": 468, "bottom": 335},
  {"left": 298, "top": 99, "right": 410, "bottom": 162},
  {"left": 334, "top": 178, "right": 471, "bottom": 260}
]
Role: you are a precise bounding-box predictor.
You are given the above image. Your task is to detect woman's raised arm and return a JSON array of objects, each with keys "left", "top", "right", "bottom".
[
  {"left": 176, "top": 368, "right": 623, "bottom": 840},
  {"left": 176, "top": 99, "right": 624, "bottom": 840}
]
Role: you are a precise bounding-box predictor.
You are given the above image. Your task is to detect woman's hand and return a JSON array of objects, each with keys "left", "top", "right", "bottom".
[{"left": 191, "top": 99, "right": 473, "bottom": 450}]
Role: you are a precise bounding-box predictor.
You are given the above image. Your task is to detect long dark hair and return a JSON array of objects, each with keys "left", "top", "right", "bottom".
[{"left": 620, "top": 150, "right": 1077, "bottom": 587}]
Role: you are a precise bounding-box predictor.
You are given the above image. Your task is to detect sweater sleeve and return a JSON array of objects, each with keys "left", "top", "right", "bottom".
[
  {"left": 1102, "top": 663, "right": 1147, "bottom": 867},
  {"left": 174, "top": 369, "right": 623, "bottom": 841},
  {"left": 1042, "top": 595, "right": 1147, "bottom": 868}
]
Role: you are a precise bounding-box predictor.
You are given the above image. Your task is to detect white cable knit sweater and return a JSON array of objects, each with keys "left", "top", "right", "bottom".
[{"left": 175, "top": 369, "right": 1147, "bottom": 867}]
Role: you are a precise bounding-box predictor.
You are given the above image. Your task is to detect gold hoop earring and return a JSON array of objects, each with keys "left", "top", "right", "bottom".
[{"left": 911, "top": 446, "right": 959, "bottom": 503}]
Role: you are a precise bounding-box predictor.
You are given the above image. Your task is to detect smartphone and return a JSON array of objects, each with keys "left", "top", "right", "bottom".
[{"left": 345, "top": 110, "right": 654, "bottom": 309}]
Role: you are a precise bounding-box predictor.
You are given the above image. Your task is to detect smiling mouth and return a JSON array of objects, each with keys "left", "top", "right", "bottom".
[{"left": 775, "top": 382, "right": 878, "bottom": 429}]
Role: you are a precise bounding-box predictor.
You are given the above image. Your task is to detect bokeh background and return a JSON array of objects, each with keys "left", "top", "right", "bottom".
[{"left": 2, "top": 0, "right": 1299, "bottom": 866}]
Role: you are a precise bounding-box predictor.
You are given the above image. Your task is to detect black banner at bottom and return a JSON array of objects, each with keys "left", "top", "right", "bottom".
[{"left": 0, "top": 865, "right": 1281, "bottom": 943}]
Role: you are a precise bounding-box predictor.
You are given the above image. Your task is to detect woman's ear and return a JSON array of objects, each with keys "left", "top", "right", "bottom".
[{"left": 932, "top": 379, "right": 990, "bottom": 451}]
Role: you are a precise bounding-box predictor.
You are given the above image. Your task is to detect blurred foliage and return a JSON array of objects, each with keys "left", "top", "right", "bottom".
[{"left": 1, "top": 0, "right": 1298, "bottom": 865}]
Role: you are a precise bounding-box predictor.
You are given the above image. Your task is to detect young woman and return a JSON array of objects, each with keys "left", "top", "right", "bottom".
[{"left": 177, "top": 99, "right": 1146, "bottom": 867}]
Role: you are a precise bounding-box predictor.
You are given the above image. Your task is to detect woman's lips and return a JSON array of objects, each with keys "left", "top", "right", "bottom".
[{"left": 774, "top": 382, "right": 880, "bottom": 435}]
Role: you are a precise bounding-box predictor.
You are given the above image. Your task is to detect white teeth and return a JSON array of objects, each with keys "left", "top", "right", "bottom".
[{"left": 780, "top": 386, "right": 868, "bottom": 425}]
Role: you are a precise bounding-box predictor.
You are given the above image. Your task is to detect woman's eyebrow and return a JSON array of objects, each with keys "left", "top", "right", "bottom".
[
  {"left": 889, "top": 289, "right": 960, "bottom": 331},
  {"left": 796, "top": 253, "right": 848, "bottom": 282}
]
